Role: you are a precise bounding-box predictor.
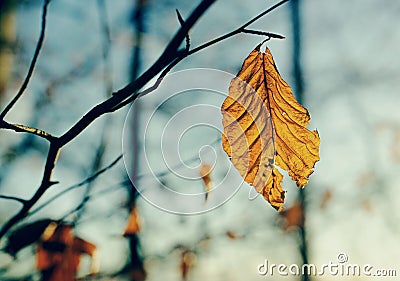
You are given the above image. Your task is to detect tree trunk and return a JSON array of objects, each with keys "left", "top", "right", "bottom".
[
  {"left": 289, "top": 1, "right": 311, "bottom": 281},
  {"left": 126, "top": 0, "right": 147, "bottom": 280}
]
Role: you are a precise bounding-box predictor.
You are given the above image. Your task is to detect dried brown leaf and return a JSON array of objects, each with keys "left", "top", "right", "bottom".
[
  {"left": 37, "top": 224, "right": 97, "bottom": 281},
  {"left": 221, "top": 44, "right": 320, "bottom": 210}
]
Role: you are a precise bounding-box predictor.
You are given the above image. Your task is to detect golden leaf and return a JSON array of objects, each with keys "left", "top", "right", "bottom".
[{"left": 221, "top": 44, "right": 320, "bottom": 210}]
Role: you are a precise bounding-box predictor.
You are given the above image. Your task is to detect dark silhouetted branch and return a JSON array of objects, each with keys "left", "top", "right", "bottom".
[
  {"left": 0, "top": 142, "right": 60, "bottom": 238},
  {"left": 242, "top": 29, "right": 285, "bottom": 39},
  {"left": 176, "top": 9, "right": 190, "bottom": 51},
  {"left": 0, "top": 195, "right": 27, "bottom": 204},
  {"left": 29, "top": 154, "right": 123, "bottom": 217},
  {"left": 110, "top": 0, "right": 289, "bottom": 110},
  {"left": 0, "top": 120, "right": 55, "bottom": 141},
  {"left": 57, "top": 0, "right": 217, "bottom": 146},
  {"left": 0, "top": 0, "right": 50, "bottom": 119}
]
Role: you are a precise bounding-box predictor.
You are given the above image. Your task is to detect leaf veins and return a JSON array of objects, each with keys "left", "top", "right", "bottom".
[{"left": 221, "top": 43, "right": 320, "bottom": 210}]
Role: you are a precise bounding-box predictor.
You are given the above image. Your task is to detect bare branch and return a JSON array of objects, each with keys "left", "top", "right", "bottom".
[
  {"left": 0, "top": 142, "right": 60, "bottom": 238},
  {"left": 111, "top": 0, "right": 289, "bottom": 110},
  {"left": 242, "top": 29, "right": 285, "bottom": 39},
  {"left": 187, "top": 0, "right": 289, "bottom": 55},
  {"left": 176, "top": 9, "right": 190, "bottom": 51},
  {"left": 60, "top": 0, "right": 290, "bottom": 143},
  {"left": 0, "top": 195, "right": 27, "bottom": 204},
  {"left": 0, "top": 120, "right": 55, "bottom": 141},
  {"left": 0, "top": 0, "right": 51, "bottom": 120},
  {"left": 109, "top": 56, "right": 183, "bottom": 112},
  {"left": 57, "top": 0, "right": 216, "bottom": 146},
  {"left": 29, "top": 155, "right": 123, "bottom": 217},
  {"left": 30, "top": 135, "right": 218, "bottom": 218}
]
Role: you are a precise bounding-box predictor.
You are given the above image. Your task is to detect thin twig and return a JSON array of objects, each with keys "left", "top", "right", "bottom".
[
  {"left": 29, "top": 135, "right": 219, "bottom": 216},
  {"left": 0, "top": 142, "right": 60, "bottom": 238},
  {"left": 0, "top": 195, "right": 27, "bottom": 204},
  {"left": 111, "top": 0, "right": 289, "bottom": 110},
  {"left": 29, "top": 155, "right": 123, "bottom": 217},
  {"left": 73, "top": 140, "right": 106, "bottom": 222},
  {"left": 109, "top": 55, "right": 183, "bottom": 111},
  {"left": 176, "top": 9, "right": 190, "bottom": 51},
  {"left": 188, "top": 0, "right": 289, "bottom": 55},
  {"left": 57, "top": 0, "right": 216, "bottom": 146},
  {"left": 242, "top": 29, "right": 285, "bottom": 39},
  {"left": 0, "top": 0, "right": 51, "bottom": 120},
  {"left": 0, "top": 120, "right": 55, "bottom": 141}
]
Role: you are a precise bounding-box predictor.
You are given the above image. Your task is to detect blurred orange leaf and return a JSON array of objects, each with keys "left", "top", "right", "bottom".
[
  {"left": 225, "top": 230, "right": 246, "bottom": 240},
  {"left": 279, "top": 201, "right": 304, "bottom": 230},
  {"left": 361, "top": 198, "right": 373, "bottom": 213},
  {"left": 123, "top": 207, "right": 141, "bottom": 236},
  {"left": 320, "top": 189, "right": 333, "bottom": 209},
  {"left": 375, "top": 122, "right": 400, "bottom": 162},
  {"left": 356, "top": 171, "right": 376, "bottom": 186},
  {"left": 37, "top": 223, "right": 97, "bottom": 281},
  {"left": 180, "top": 250, "right": 196, "bottom": 281},
  {"left": 199, "top": 164, "right": 212, "bottom": 200},
  {"left": 226, "top": 230, "right": 238, "bottom": 240},
  {"left": 221, "top": 43, "right": 320, "bottom": 210}
]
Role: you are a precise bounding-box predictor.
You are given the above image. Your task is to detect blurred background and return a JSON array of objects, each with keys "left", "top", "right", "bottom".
[{"left": 0, "top": 0, "right": 399, "bottom": 280}]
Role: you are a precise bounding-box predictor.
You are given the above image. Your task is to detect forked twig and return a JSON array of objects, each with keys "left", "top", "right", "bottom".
[
  {"left": 111, "top": 0, "right": 289, "bottom": 110},
  {"left": 29, "top": 155, "right": 123, "bottom": 217}
]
